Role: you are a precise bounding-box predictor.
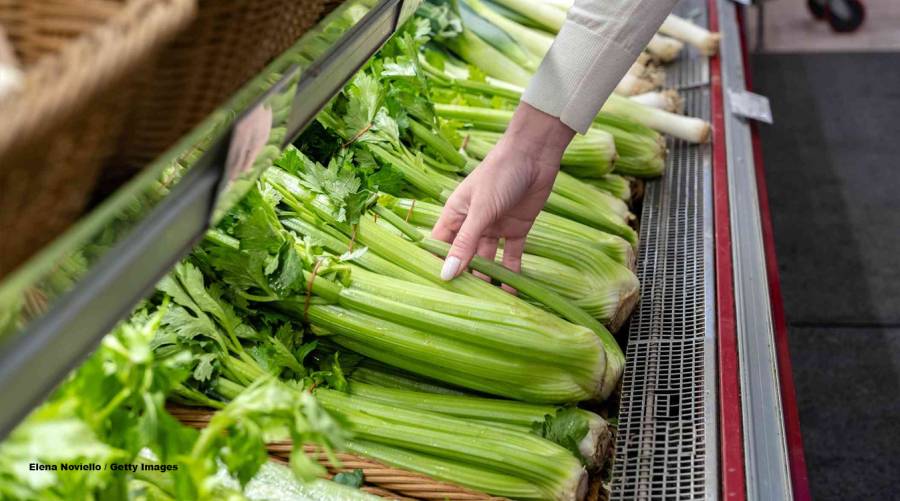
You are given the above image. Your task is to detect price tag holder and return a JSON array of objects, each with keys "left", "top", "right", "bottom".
[
  {"left": 728, "top": 89, "right": 773, "bottom": 124},
  {"left": 213, "top": 68, "right": 302, "bottom": 222}
]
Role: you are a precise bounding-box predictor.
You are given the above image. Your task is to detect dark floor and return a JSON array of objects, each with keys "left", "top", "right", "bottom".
[{"left": 752, "top": 52, "right": 900, "bottom": 500}]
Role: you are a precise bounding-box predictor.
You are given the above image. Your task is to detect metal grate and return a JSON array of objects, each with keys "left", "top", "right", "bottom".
[{"left": 610, "top": 1, "right": 717, "bottom": 499}]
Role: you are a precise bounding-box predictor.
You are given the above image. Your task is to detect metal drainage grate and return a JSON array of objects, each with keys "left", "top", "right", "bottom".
[{"left": 610, "top": 1, "right": 717, "bottom": 499}]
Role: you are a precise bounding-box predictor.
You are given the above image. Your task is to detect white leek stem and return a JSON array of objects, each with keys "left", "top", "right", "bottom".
[
  {"left": 642, "top": 64, "right": 666, "bottom": 87},
  {"left": 477, "top": 77, "right": 708, "bottom": 143},
  {"left": 660, "top": 14, "right": 721, "bottom": 56},
  {"left": 628, "top": 61, "right": 665, "bottom": 88},
  {"left": 604, "top": 94, "right": 709, "bottom": 143},
  {"left": 646, "top": 34, "right": 684, "bottom": 62},
  {"left": 635, "top": 52, "right": 651, "bottom": 67},
  {"left": 630, "top": 89, "right": 684, "bottom": 114},
  {"left": 615, "top": 73, "right": 655, "bottom": 96}
]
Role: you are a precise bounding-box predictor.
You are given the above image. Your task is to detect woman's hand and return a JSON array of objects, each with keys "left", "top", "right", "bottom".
[{"left": 432, "top": 102, "right": 575, "bottom": 282}]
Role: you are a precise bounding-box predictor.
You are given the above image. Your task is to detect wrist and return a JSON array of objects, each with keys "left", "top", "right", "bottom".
[{"left": 503, "top": 102, "right": 576, "bottom": 161}]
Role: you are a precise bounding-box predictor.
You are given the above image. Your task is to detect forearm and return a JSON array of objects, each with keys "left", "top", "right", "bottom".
[
  {"left": 503, "top": 102, "right": 575, "bottom": 165},
  {"left": 522, "top": 0, "right": 679, "bottom": 133}
]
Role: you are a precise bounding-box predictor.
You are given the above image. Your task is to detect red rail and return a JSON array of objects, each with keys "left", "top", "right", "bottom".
[{"left": 707, "top": 0, "right": 747, "bottom": 499}]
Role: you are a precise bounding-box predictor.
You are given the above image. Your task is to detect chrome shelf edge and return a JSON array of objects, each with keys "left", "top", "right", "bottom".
[{"left": 717, "top": 1, "right": 793, "bottom": 499}]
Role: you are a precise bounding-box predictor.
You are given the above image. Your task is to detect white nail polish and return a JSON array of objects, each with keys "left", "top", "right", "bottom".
[{"left": 441, "top": 256, "right": 460, "bottom": 281}]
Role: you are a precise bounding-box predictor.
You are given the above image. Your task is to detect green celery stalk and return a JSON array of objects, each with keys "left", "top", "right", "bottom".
[
  {"left": 414, "top": 237, "right": 623, "bottom": 400},
  {"left": 459, "top": 1, "right": 540, "bottom": 71},
  {"left": 315, "top": 389, "right": 585, "bottom": 497},
  {"left": 368, "top": 202, "right": 623, "bottom": 398},
  {"left": 438, "top": 104, "right": 618, "bottom": 177},
  {"left": 347, "top": 382, "right": 612, "bottom": 468},
  {"left": 490, "top": 0, "right": 567, "bottom": 31},
  {"left": 343, "top": 439, "right": 549, "bottom": 500},
  {"left": 385, "top": 196, "right": 636, "bottom": 265},
  {"left": 280, "top": 217, "right": 429, "bottom": 286},
  {"left": 349, "top": 381, "right": 556, "bottom": 425},
  {"left": 340, "top": 268, "right": 604, "bottom": 369},
  {"left": 407, "top": 118, "right": 468, "bottom": 169},
  {"left": 350, "top": 363, "right": 470, "bottom": 396},
  {"left": 463, "top": 0, "right": 554, "bottom": 57},
  {"left": 444, "top": 30, "right": 532, "bottom": 86},
  {"left": 296, "top": 303, "right": 604, "bottom": 403},
  {"left": 511, "top": 250, "right": 639, "bottom": 329},
  {"left": 461, "top": 131, "right": 631, "bottom": 219},
  {"left": 585, "top": 174, "right": 633, "bottom": 202}
]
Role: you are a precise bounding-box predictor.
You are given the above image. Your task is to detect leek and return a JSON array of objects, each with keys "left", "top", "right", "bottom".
[
  {"left": 660, "top": 14, "right": 721, "bottom": 56},
  {"left": 616, "top": 72, "right": 657, "bottom": 96},
  {"left": 631, "top": 89, "right": 685, "bottom": 114},
  {"left": 647, "top": 33, "right": 685, "bottom": 62},
  {"left": 603, "top": 93, "right": 710, "bottom": 144}
]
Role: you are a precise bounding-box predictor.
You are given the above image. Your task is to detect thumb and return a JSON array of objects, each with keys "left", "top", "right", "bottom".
[{"left": 440, "top": 208, "right": 492, "bottom": 281}]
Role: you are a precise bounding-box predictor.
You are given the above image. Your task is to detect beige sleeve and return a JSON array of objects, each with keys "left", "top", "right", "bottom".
[{"left": 522, "top": 0, "right": 678, "bottom": 133}]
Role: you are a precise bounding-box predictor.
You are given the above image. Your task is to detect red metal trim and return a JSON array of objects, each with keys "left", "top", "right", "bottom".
[
  {"left": 707, "top": 1, "right": 747, "bottom": 499},
  {"left": 735, "top": 7, "right": 812, "bottom": 499}
]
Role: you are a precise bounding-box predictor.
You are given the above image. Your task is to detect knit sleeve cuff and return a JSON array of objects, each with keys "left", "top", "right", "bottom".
[{"left": 522, "top": 19, "right": 640, "bottom": 134}]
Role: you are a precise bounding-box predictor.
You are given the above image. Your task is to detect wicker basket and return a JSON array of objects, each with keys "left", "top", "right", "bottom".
[
  {"left": 110, "top": 0, "right": 328, "bottom": 177},
  {"left": 0, "top": 0, "right": 196, "bottom": 278}
]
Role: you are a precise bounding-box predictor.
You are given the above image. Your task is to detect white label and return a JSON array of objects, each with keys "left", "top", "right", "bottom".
[
  {"left": 730, "top": 0, "right": 753, "bottom": 5},
  {"left": 224, "top": 104, "right": 273, "bottom": 186},
  {"left": 728, "top": 89, "right": 773, "bottom": 124}
]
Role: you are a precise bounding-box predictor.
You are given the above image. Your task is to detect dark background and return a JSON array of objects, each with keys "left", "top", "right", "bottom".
[{"left": 753, "top": 52, "right": 900, "bottom": 500}]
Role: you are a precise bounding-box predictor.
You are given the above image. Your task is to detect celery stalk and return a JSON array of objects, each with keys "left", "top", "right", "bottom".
[
  {"left": 490, "top": 0, "right": 567, "bottom": 31},
  {"left": 316, "top": 389, "right": 585, "bottom": 496},
  {"left": 386, "top": 196, "right": 636, "bottom": 265},
  {"left": 444, "top": 30, "right": 532, "bottom": 86},
  {"left": 585, "top": 174, "right": 633, "bottom": 203},
  {"left": 463, "top": 0, "right": 554, "bottom": 57},
  {"left": 346, "top": 382, "right": 612, "bottom": 469},
  {"left": 343, "top": 439, "right": 550, "bottom": 500},
  {"left": 437, "top": 104, "right": 617, "bottom": 178}
]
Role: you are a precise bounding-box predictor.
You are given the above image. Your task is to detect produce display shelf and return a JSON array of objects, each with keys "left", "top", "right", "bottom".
[
  {"left": 610, "top": 0, "right": 808, "bottom": 499},
  {"left": 0, "top": 0, "right": 421, "bottom": 439},
  {"left": 611, "top": 0, "right": 716, "bottom": 498},
  {"left": 0, "top": 0, "right": 811, "bottom": 499}
]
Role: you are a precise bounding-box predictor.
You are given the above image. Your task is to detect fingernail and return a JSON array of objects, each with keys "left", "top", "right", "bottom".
[{"left": 441, "top": 256, "right": 460, "bottom": 281}]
